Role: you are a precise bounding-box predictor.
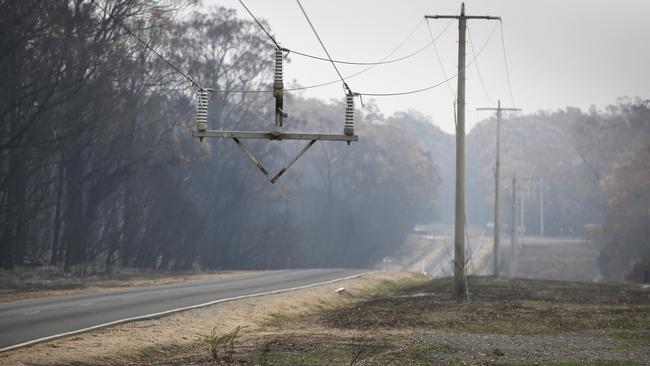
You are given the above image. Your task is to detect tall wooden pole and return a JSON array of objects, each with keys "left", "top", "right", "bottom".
[
  {"left": 494, "top": 101, "right": 502, "bottom": 277},
  {"left": 510, "top": 173, "right": 518, "bottom": 277},
  {"left": 452, "top": 4, "right": 467, "bottom": 298},
  {"left": 477, "top": 101, "right": 520, "bottom": 277},
  {"left": 426, "top": 3, "right": 500, "bottom": 299}
]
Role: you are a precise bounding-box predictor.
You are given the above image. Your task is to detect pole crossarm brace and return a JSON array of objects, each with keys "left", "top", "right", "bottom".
[{"left": 193, "top": 129, "right": 358, "bottom": 184}]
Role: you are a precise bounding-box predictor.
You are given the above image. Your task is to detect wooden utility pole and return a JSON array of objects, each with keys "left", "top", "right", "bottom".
[
  {"left": 426, "top": 4, "right": 500, "bottom": 299},
  {"left": 477, "top": 100, "right": 520, "bottom": 278},
  {"left": 538, "top": 177, "right": 546, "bottom": 237},
  {"left": 510, "top": 173, "right": 518, "bottom": 277}
]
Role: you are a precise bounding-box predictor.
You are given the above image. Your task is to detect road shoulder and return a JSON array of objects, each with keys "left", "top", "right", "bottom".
[{"left": 0, "top": 271, "right": 414, "bottom": 365}]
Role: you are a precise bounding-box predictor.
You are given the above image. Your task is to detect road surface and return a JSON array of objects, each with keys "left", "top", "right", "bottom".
[{"left": 0, "top": 268, "right": 371, "bottom": 351}]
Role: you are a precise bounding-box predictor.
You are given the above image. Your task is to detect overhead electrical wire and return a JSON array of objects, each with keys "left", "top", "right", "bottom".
[
  {"left": 236, "top": 0, "right": 282, "bottom": 49},
  {"left": 468, "top": 24, "right": 495, "bottom": 104},
  {"left": 209, "top": 1, "right": 500, "bottom": 99},
  {"left": 499, "top": 21, "right": 516, "bottom": 107},
  {"left": 236, "top": 2, "right": 436, "bottom": 68},
  {"left": 288, "top": 19, "right": 433, "bottom": 66},
  {"left": 355, "top": 21, "right": 499, "bottom": 97},
  {"left": 89, "top": 0, "right": 201, "bottom": 89},
  {"left": 212, "top": 17, "right": 452, "bottom": 94},
  {"left": 282, "top": 18, "right": 451, "bottom": 93},
  {"left": 426, "top": 19, "right": 456, "bottom": 101},
  {"left": 209, "top": 19, "right": 497, "bottom": 97},
  {"left": 294, "top": 0, "right": 348, "bottom": 90}
]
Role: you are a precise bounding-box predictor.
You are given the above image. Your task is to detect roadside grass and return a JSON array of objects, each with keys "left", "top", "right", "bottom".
[
  {"left": 232, "top": 333, "right": 452, "bottom": 366},
  {"left": 0, "top": 266, "right": 244, "bottom": 303},
  {"left": 133, "top": 275, "right": 650, "bottom": 365},
  {"left": 321, "top": 276, "right": 650, "bottom": 335}
]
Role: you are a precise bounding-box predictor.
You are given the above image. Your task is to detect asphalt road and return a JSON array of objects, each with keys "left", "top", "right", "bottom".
[{"left": 0, "top": 268, "right": 371, "bottom": 351}]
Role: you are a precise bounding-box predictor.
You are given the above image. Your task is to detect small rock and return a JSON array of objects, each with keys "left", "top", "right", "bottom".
[{"left": 493, "top": 348, "right": 505, "bottom": 356}]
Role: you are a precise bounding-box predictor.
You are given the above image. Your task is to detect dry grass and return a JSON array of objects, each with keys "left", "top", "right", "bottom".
[
  {"left": 133, "top": 276, "right": 650, "bottom": 365},
  {"left": 0, "top": 266, "right": 250, "bottom": 303},
  {"left": 0, "top": 271, "right": 415, "bottom": 365}
]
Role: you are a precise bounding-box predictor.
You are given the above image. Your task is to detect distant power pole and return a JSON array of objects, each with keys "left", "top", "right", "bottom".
[
  {"left": 477, "top": 100, "right": 520, "bottom": 278},
  {"left": 520, "top": 187, "right": 525, "bottom": 237},
  {"left": 538, "top": 177, "right": 546, "bottom": 237},
  {"left": 426, "top": 2, "right": 500, "bottom": 300},
  {"left": 510, "top": 173, "right": 519, "bottom": 277}
]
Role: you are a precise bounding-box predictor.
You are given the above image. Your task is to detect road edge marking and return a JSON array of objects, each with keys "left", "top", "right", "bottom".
[{"left": 0, "top": 270, "right": 377, "bottom": 352}]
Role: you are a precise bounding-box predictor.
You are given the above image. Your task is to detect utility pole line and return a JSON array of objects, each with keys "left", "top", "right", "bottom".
[
  {"left": 426, "top": 2, "right": 500, "bottom": 300},
  {"left": 521, "top": 188, "right": 525, "bottom": 237},
  {"left": 477, "top": 100, "right": 520, "bottom": 278},
  {"left": 510, "top": 173, "right": 518, "bottom": 277},
  {"left": 539, "top": 177, "right": 544, "bottom": 238}
]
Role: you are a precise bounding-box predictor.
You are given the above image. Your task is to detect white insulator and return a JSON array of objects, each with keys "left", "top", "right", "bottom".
[
  {"left": 196, "top": 88, "right": 209, "bottom": 132},
  {"left": 274, "top": 48, "right": 285, "bottom": 127},
  {"left": 274, "top": 49, "right": 283, "bottom": 83},
  {"left": 344, "top": 94, "right": 354, "bottom": 136}
]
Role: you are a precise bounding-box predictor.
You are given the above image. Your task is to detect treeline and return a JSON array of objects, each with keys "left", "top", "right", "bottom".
[
  {"left": 462, "top": 99, "right": 650, "bottom": 281},
  {"left": 0, "top": 1, "right": 439, "bottom": 272}
]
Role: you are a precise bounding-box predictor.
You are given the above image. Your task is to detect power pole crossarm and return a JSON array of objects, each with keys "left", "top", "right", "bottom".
[
  {"left": 425, "top": 2, "right": 501, "bottom": 300},
  {"left": 425, "top": 15, "right": 500, "bottom": 20}
]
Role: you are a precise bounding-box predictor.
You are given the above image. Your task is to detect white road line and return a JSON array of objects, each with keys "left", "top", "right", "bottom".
[
  {"left": 0, "top": 270, "right": 376, "bottom": 353},
  {"left": 22, "top": 310, "right": 41, "bottom": 315}
]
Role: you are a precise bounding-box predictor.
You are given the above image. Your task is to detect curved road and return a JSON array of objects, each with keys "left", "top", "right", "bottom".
[{"left": 0, "top": 268, "right": 371, "bottom": 351}]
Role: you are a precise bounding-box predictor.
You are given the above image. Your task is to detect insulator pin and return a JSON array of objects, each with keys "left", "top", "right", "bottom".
[
  {"left": 196, "top": 88, "right": 209, "bottom": 133},
  {"left": 344, "top": 94, "right": 354, "bottom": 137}
]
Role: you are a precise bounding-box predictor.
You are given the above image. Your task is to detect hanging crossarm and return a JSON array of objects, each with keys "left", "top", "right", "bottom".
[
  {"left": 193, "top": 130, "right": 358, "bottom": 142},
  {"left": 233, "top": 137, "right": 317, "bottom": 184}
]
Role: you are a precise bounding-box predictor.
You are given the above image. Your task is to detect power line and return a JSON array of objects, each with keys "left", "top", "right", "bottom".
[
  {"left": 356, "top": 21, "right": 499, "bottom": 97},
  {"left": 357, "top": 75, "right": 456, "bottom": 97},
  {"left": 283, "top": 19, "right": 450, "bottom": 93},
  {"left": 208, "top": 12, "right": 497, "bottom": 98},
  {"left": 89, "top": 0, "right": 201, "bottom": 89},
  {"left": 499, "top": 21, "right": 516, "bottom": 107},
  {"left": 237, "top": 0, "right": 282, "bottom": 49},
  {"left": 209, "top": 13, "right": 452, "bottom": 95},
  {"left": 468, "top": 24, "right": 495, "bottom": 104},
  {"left": 287, "top": 19, "right": 433, "bottom": 66},
  {"left": 425, "top": 19, "right": 456, "bottom": 101},
  {"left": 295, "top": 0, "right": 348, "bottom": 91}
]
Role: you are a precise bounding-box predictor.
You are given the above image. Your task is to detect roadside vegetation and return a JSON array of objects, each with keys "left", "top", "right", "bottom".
[
  {"left": 126, "top": 276, "right": 650, "bottom": 366},
  {"left": 0, "top": 266, "right": 243, "bottom": 303}
]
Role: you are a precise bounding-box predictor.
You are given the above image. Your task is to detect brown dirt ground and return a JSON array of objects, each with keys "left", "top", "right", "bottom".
[{"left": 0, "top": 271, "right": 414, "bottom": 365}]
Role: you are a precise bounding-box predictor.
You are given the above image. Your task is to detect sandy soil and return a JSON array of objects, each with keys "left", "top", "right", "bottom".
[{"left": 0, "top": 271, "right": 414, "bottom": 365}]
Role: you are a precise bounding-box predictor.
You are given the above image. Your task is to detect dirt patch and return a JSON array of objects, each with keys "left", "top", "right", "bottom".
[
  {"left": 321, "top": 277, "right": 650, "bottom": 334},
  {"left": 0, "top": 267, "right": 252, "bottom": 303},
  {"left": 0, "top": 271, "right": 416, "bottom": 365}
]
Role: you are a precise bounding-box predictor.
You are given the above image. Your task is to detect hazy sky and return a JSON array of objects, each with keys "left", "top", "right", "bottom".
[{"left": 203, "top": 0, "right": 650, "bottom": 133}]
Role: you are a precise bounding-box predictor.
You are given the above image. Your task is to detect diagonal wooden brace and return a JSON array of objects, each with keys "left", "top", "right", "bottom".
[{"left": 232, "top": 137, "right": 317, "bottom": 184}]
